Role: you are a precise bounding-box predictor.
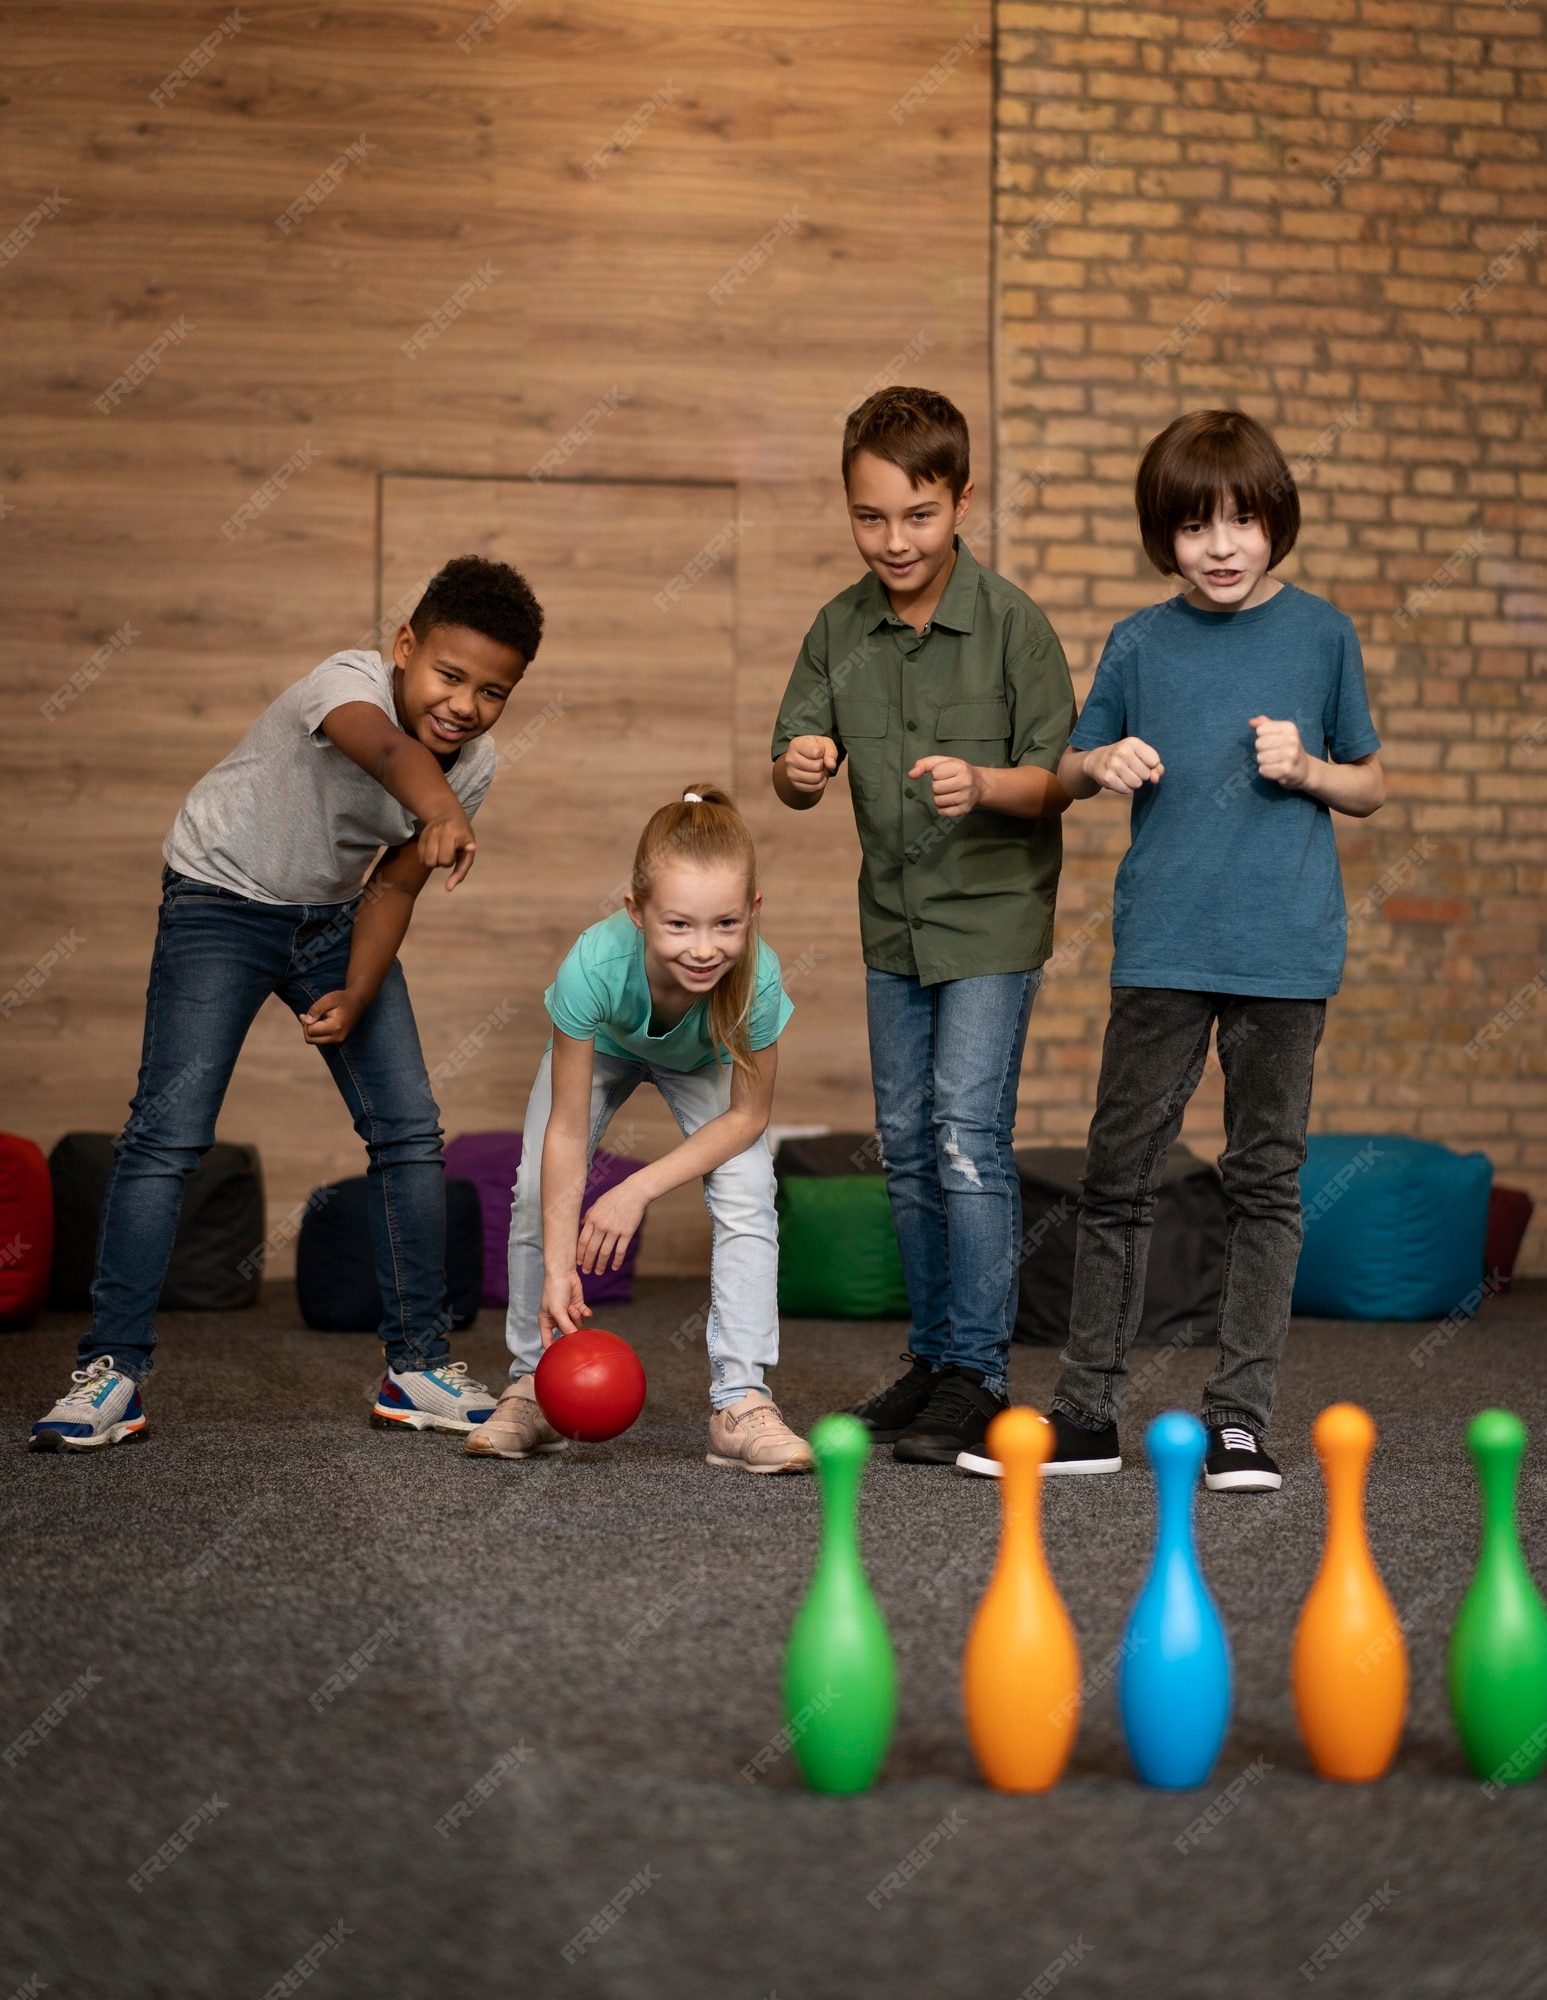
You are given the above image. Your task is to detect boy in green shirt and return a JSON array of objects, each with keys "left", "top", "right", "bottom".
[{"left": 771, "top": 387, "right": 1075, "bottom": 1463}]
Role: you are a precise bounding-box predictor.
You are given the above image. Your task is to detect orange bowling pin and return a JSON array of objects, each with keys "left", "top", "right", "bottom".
[
  {"left": 963, "top": 1408, "right": 1081, "bottom": 1792},
  {"left": 1291, "top": 1403, "right": 1407, "bottom": 1782}
]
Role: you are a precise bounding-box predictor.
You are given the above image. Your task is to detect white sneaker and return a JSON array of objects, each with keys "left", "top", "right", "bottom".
[
  {"left": 371, "top": 1362, "right": 497, "bottom": 1435},
  {"left": 29, "top": 1357, "right": 148, "bottom": 1452}
]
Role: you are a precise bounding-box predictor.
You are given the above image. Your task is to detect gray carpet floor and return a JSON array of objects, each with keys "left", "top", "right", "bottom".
[{"left": 3, "top": 1277, "right": 1546, "bottom": 2000}]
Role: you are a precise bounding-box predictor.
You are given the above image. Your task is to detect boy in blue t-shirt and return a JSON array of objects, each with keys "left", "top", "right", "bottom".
[{"left": 960, "top": 409, "right": 1384, "bottom": 1493}]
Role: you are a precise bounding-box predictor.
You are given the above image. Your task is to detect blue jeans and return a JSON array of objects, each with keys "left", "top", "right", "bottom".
[
  {"left": 866, "top": 968, "right": 1040, "bottom": 1400},
  {"left": 83, "top": 868, "right": 451, "bottom": 1380},
  {"left": 506, "top": 1048, "right": 780, "bottom": 1409}
]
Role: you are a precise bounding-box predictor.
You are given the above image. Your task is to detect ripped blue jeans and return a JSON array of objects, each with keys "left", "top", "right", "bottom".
[{"left": 866, "top": 967, "right": 1040, "bottom": 1400}]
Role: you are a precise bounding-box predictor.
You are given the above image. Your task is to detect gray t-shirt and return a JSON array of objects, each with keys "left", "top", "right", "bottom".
[{"left": 163, "top": 650, "right": 497, "bottom": 905}]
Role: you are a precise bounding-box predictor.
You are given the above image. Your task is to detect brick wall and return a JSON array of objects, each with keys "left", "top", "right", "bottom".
[{"left": 994, "top": 0, "right": 1547, "bottom": 1270}]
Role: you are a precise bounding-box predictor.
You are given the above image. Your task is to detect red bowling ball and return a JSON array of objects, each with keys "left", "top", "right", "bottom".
[{"left": 533, "top": 1327, "right": 647, "bottom": 1442}]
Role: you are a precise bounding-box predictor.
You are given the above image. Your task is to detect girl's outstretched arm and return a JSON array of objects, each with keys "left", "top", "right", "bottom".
[
  {"left": 576, "top": 1043, "right": 778, "bottom": 1277},
  {"left": 539, "top": 1028, "right": 599, "bottom": 1343}
]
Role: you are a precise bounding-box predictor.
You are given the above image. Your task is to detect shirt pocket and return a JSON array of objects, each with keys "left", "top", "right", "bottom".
[
  {"left": 835, "top": 696, "right": 890, "bottom": 799},
  {"left": 935, "top": 699, "right": 1011, "bottom": 756}
]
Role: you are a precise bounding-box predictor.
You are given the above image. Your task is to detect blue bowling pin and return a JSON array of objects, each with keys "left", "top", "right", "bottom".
[{"left": 1118, "top": 1411, "right": 1233, "bottom": 1788}]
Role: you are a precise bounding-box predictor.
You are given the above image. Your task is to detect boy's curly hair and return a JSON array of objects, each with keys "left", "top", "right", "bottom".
[{"left": 409, "top": 554, "right": 544, "bottom": 664}]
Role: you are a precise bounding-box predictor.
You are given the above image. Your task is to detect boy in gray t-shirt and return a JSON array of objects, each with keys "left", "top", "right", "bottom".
[{"left": 29, "top": 556, "right": 544, "bottom": 1453}]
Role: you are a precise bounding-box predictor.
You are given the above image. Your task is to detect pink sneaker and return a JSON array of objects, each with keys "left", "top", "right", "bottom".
[
  {"left": 706, "top": 1393, "right": 814, "bottom": 1475},
  {"left": 464, "top": 1376, "right": 569, "bottom": 1460}
]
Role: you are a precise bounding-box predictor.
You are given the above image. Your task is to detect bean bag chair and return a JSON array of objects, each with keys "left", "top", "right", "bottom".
[
  {"left": 47, "top": 1132, "right": 265, "bottom": 1312},
  {"left": 443, "top": 1130, "right": 647, "bottom": 1308},
  {"left": 295, "top": 1173, "right": 484, "bottom": 1332},
  {"left": 1292, "top": 1134, "right": 1493, "bottom": 1321},
  {"left": 1485, "top": 1186, "right": 1535, "bottom": 1291},
  {"left": 0, "top": 1134, "right": 53, "bottom": 1330},
  {"left": 775, "top": 1170, "right": 909, "bottom": 1320},
  {"left": 773, "top": 1130, "right": 885, "bottom": 1181},
  {"left": 1012, "top": 1144, "right": 1227, "bottom": 1348}
]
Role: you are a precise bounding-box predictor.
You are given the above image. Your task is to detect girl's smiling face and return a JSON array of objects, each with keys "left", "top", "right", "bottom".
[
  {"left": 1172, "top": 494, "right": 1278, "bottom": 611},
  {"left": 626, "top": 860, "right": 760, "bottom": 1003}
]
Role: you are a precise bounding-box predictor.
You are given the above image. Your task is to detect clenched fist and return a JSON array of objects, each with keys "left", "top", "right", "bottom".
[
  {"left": 1249, "top": 715, "right": 1310, "bottom": 790},
  {"left": 1082, "top": 737, "right": 1164, "bottom": 795},
  {"left": 783, "top": 735, "right": 839, "bottom": 793}
]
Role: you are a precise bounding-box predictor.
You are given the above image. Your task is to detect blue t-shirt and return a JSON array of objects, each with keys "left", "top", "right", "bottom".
[
  {"left": 545, "top": 909, "right": 793, "bottom": 1071},
  {"left": 1068, "top": 584, "right": 1380, "bottom": 999}
]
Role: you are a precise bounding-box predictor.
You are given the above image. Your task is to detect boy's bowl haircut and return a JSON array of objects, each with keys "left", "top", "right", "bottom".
[{"left": 1135, "top": 410, "right": 1300, "bottom": 576}]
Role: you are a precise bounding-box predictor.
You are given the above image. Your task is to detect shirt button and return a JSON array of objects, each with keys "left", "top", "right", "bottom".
[
  {"left": 906, "top": 718, "right": 918, "bottom": 731},
  {"left": 903, "top": 786, "right": 915, "bottom": 800},
  {"left": 910, "top": 917, "right": 923, "bottom": 930}
]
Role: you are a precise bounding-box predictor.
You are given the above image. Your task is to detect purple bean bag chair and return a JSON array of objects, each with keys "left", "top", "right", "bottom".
[{"left": 443, "top": 1130, "right": 646, "bottom": 1309}]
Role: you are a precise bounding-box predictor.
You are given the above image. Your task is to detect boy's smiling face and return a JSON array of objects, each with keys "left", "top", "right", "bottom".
[
  {"left": 390, "top": 621, "right": 526, "bottom": 756},
  {"left": 846, "top": 450, "right": 973, "bottom": 615},
  {"left": 1172, "top": 494, "right": 1278, "bottom": 611}
]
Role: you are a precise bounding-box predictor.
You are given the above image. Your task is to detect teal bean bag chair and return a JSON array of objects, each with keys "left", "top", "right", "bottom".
[
  {"left": 1292, "top": 1134, "right": 1493, "bottom": 1321},
  {"left": 776, "top": 1174, "right": 910, "bottom": 1319}
]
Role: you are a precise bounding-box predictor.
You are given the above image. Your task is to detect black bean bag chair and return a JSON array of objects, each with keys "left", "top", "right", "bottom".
[
  {"left": 47, "top": 1132, "right": 265, "bottom": 1312},
  {"left": 1014, "top": 1143, "right": 1227, "bottom": 1349},
  {"left": 295, "top": 1174, "right": 483, "bottom": 1333}
]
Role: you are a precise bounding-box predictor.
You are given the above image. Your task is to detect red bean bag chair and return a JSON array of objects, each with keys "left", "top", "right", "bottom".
[{"left": 0, "top": 1134, "right": 53, "bottom": 1329}]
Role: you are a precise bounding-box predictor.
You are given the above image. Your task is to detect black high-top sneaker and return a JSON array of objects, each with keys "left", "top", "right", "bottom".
[
  {"left": 847, "top": 1354, "right": 939, "bottom": 1443},
  {"left": 892, "top": 1365, "right": 1007, "bottom": 1465}
]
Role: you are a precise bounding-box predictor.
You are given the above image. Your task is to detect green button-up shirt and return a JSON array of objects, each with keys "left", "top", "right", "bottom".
[{"left": 772, "top": 541, "right": 1076, "bottom": 986}]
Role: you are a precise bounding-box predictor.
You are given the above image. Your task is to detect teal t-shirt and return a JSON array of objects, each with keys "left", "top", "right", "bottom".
[
  {"left": 545, "top": 909, "right": 794, "bottom": 1071},
  {"left": 1069, "top": 583, "right": 1380, "bottom": 998}
]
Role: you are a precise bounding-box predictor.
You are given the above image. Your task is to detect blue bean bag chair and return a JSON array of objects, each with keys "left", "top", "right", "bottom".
[
  {"left": 1292, "top": 1134, "right": 1493, "bottom": 1321},
  {"left": 296, "top": 1174, "right": 484, "bottom": 1332}
]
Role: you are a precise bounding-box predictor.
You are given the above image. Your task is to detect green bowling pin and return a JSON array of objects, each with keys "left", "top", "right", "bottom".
[
  {"left": 1448, "top": 1409, "right": 1547, "bottom": 1785},
  {"left": 782, "top": 1413, "right": 896, "bottom": 1794}
]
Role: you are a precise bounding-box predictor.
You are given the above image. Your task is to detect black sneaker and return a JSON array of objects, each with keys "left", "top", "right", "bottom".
[
  {"left": 957, "top": 1406, "right": 1123, "bottom": 1478},
  {"left": 848, "top": 1354, "right": 938, "bottom": 1442},
  {"left": 892, "top": 1366, "right": 1007, "bottom": 1465},
  {"left": 1204, "top": 1423, "right": 1281, "bottom": 1492},
  {"left": 1044, "top": 1408, "right": 1122, "bottom": 1476}
]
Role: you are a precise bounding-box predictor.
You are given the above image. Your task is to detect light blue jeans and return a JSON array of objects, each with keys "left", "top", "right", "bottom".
[
  {"left": 867, "top": 967, "right": 1040, "bottom": 1400},
  {"left": 505, "top": 1048, "right": 780, "bottom": 1409}
]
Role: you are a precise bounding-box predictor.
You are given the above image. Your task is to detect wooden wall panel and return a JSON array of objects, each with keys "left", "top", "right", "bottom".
[{"left": 0, "top": 1, "right": 991, "bottom": 1273}]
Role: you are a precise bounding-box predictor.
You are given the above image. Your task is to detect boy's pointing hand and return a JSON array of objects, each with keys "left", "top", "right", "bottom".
[
  {"left": 417, "top": 808, "right": 477, "bottom": 890},
  {"left": 1249, "top": 716, "right": 1310, "bottom": 790},
  {"left": 1082, "top": 737, "right": 1163, "bottom": 795},
  {"left": 910, "top": 755, "right": 983, "bottom": 818}
]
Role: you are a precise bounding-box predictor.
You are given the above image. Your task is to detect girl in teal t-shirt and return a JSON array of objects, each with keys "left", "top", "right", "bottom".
[{"left": 467, "top": 784, "right": 812, "bottom": 1473}]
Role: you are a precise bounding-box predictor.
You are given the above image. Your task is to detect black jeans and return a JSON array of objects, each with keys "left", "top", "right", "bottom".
[{"left": 1051, "top": 988, "right": 1326, "bottom": 1441}]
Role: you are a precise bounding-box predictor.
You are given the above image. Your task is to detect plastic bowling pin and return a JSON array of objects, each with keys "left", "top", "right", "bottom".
[
  {"left": 1119, "top": 1411, "right": 1232, "bottom": 1789},
  {"left": 1292, "top": 1403, "right": 1407, "bottom": 1781},
  {"left": 782, "top": 1413, "right": 896, "bottom": 1794},
  {"left": 962, "top": 1408, "right": 1082, "bottom": 1792},
  {"left": 1448, "top": 1409, "right": 1547, "bottom": 1785}
]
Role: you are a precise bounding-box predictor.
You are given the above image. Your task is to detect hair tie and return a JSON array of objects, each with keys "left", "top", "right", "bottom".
[{"left": 683, "top": 791, "right": 704, "bottom": 804}]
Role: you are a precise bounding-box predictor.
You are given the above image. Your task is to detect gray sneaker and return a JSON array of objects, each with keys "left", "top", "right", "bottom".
[{"left": 464, "top": 1376, "right": 569, "bottom": 1460}]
